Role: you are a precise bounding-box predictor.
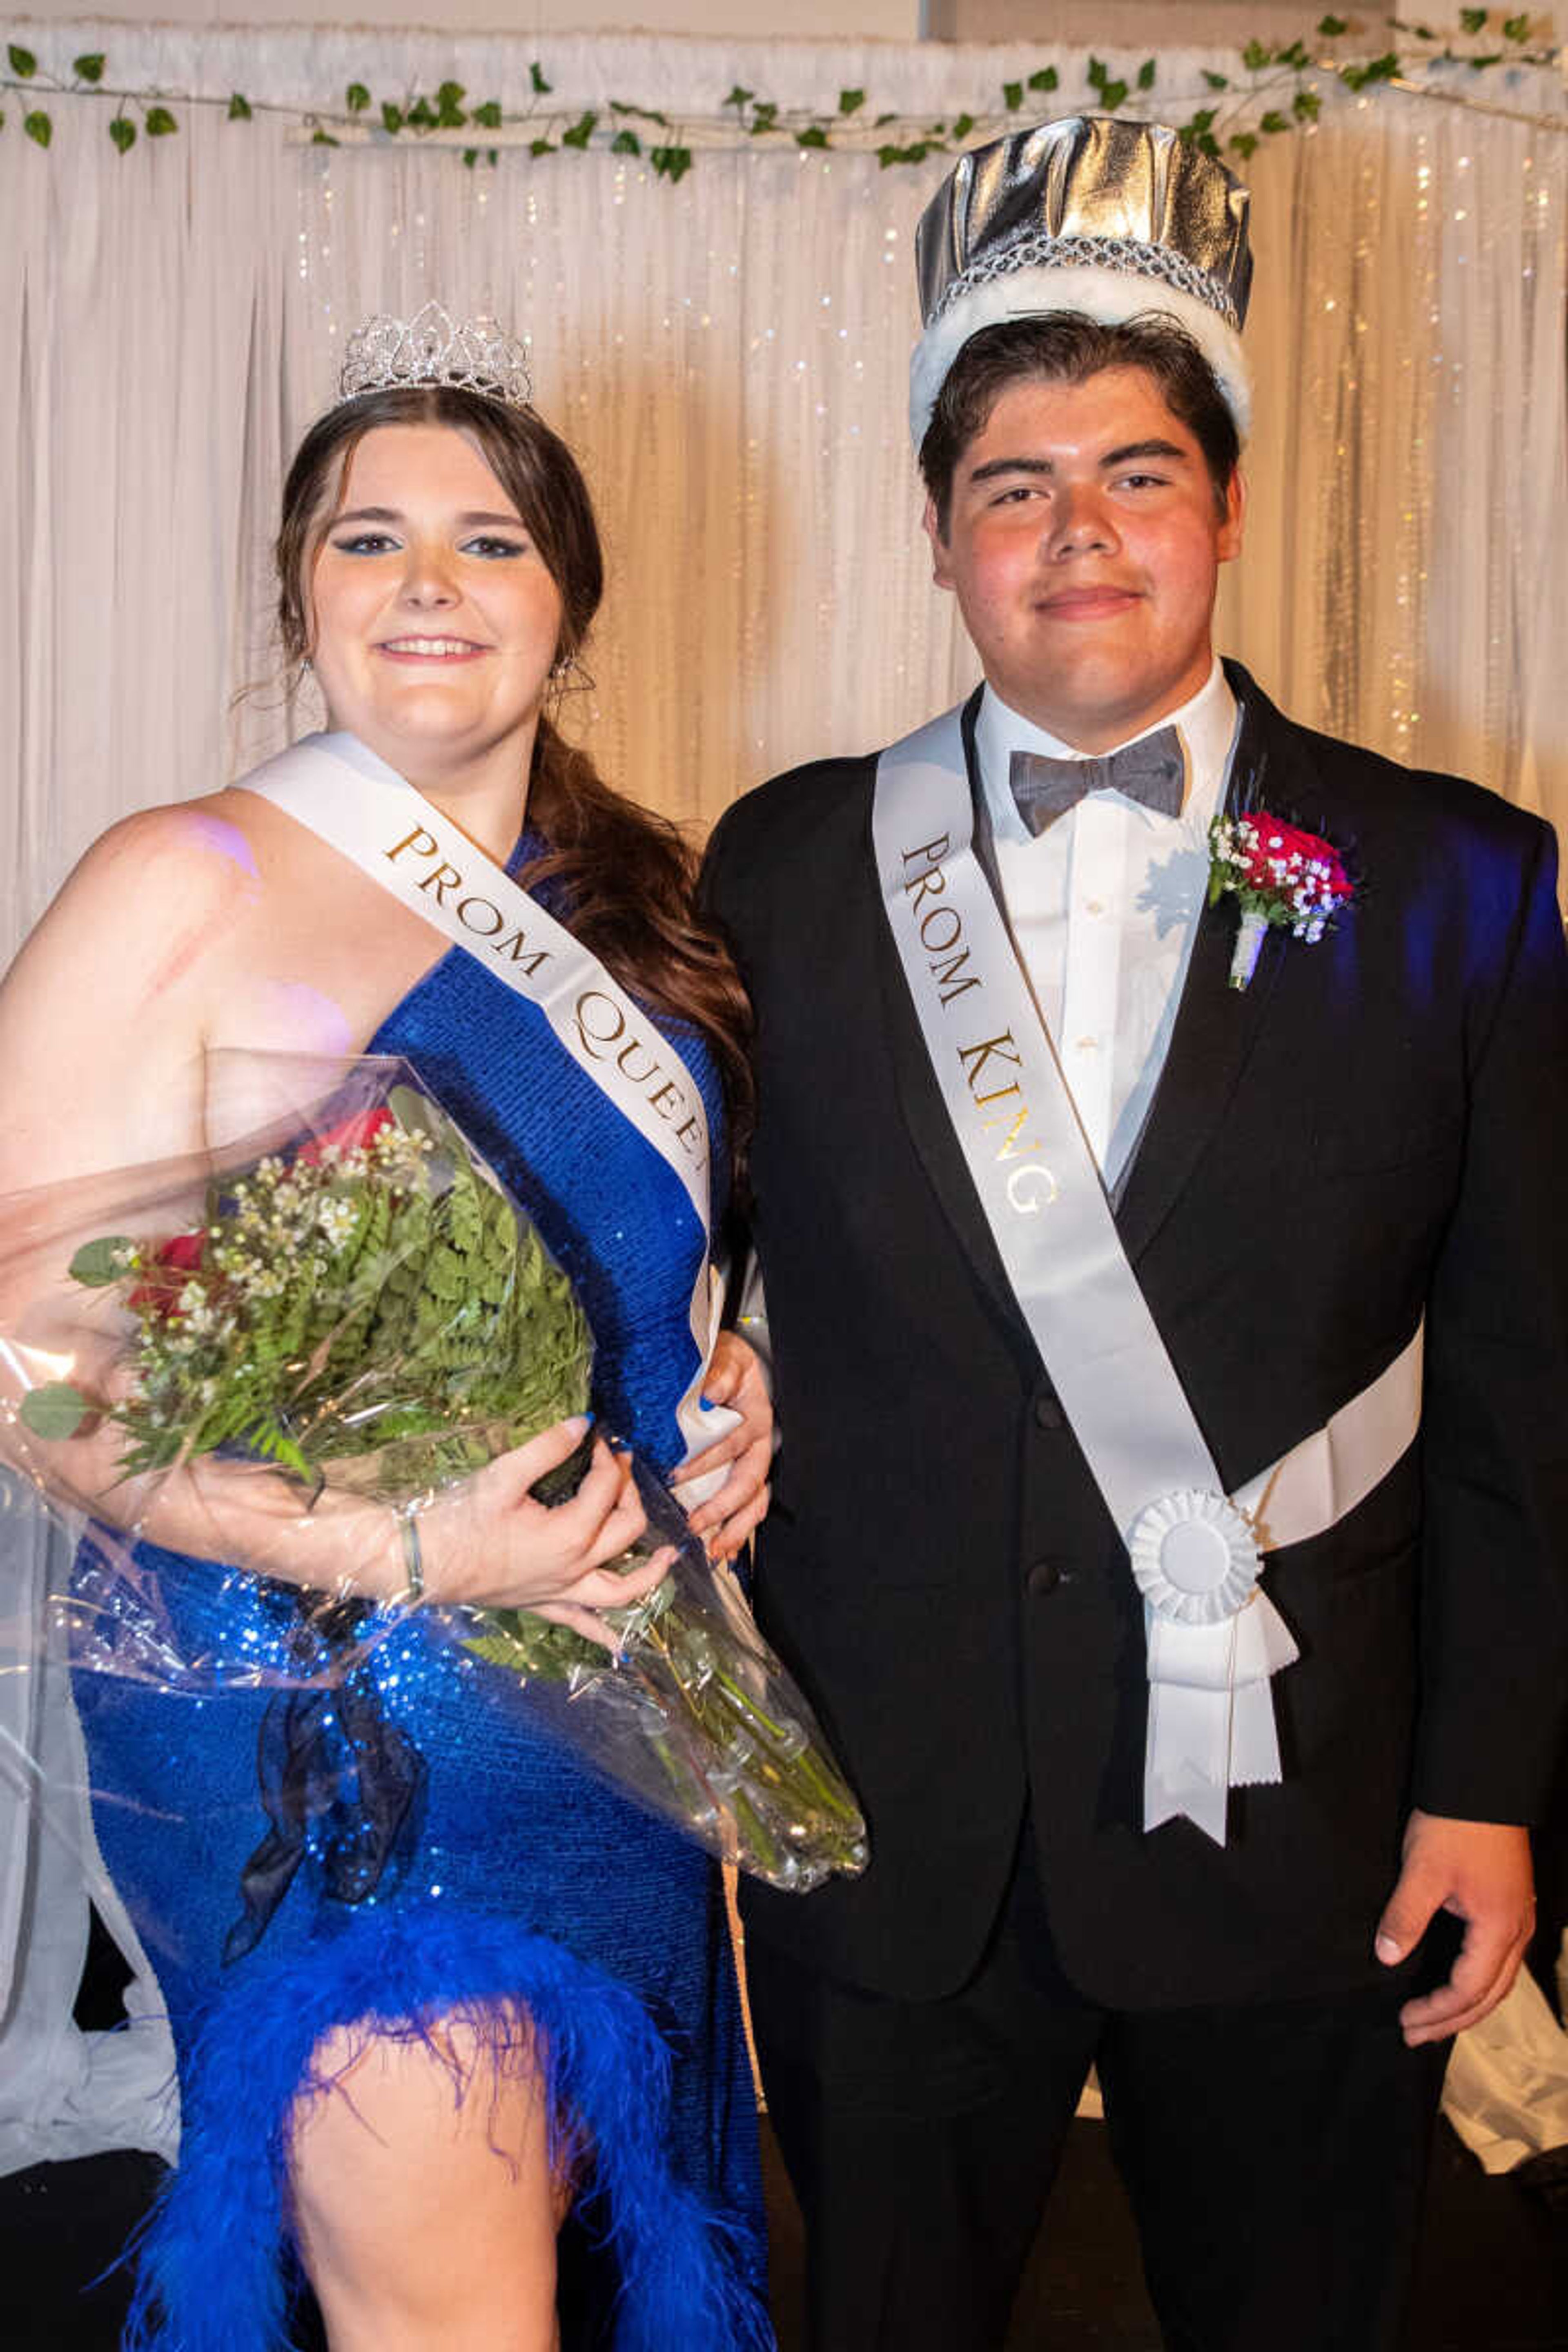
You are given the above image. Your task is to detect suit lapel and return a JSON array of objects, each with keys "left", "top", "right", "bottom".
[{"left": 1115, "top": 668, "right": 1300, "bottom": 1265}]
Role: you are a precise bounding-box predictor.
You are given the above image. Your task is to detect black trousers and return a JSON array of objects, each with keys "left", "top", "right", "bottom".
[{"left": 748, "top": 1841, "right": 1454, "bottom": 2352}]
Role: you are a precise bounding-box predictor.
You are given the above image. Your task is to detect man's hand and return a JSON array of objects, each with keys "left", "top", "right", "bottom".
[
  {"left": 1374, "top": 1809, "right": 1535, "bottom": 2047},
  {"left": 670, "top": 1330, "right": 773, "bottom": 1561}
]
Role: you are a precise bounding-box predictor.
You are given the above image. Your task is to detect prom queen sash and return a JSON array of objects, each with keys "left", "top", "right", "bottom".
[
  {"left": 242, "top": 731, "right": 737, "bottom": 1488},
  {"left": 873, "top": 708, "right": 1421, "bottom": 1844}
]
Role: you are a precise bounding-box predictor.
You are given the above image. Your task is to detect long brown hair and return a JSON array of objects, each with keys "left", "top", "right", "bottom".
[{"left": 276, "top": 383, "right": 753, "bottom": 1146}]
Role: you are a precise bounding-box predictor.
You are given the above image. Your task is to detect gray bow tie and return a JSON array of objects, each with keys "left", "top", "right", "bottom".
[{"left": 1008, "top": 726, "right": 1185, "bottom": 837}]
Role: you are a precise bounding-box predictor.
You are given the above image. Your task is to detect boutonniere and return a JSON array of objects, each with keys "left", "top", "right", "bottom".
[{"left": 1207, "top": 811, "right": 1354, "bottom": 991}]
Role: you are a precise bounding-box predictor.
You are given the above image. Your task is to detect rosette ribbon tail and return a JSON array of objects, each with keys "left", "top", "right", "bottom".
[{"left": 1143, "top": 1592, "right": 1301, "bottom": 1843}]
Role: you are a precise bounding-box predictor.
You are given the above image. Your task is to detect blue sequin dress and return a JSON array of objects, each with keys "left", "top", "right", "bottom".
[{"left": 71, "top": 840, "right": 769, "bottom": 2352}]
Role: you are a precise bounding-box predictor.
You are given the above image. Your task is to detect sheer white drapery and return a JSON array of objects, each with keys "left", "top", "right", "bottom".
[
  {"left": 0, "top": 25, "right": 1564, "bottom": 966},
  {"left": 0, "top": 22, "right": 1564, "bottom": 2166}
]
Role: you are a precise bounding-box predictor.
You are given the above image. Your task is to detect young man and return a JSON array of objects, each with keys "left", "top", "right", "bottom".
[{"left": 703, "top": 117, "right": 1568, "bottom": 2350}]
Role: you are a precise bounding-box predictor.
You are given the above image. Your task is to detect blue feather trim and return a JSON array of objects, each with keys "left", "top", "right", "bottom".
[{"left": 121, "top": 1904, "right": 772, "bottom": 2351}]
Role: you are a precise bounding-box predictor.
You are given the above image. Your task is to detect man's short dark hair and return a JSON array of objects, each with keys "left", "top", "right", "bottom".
[{"left": 919, "top": 312, "right": 1241, "bottom": 536}]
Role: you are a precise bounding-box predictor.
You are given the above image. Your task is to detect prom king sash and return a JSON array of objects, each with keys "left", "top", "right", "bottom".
[
  {"left": 873, "top": 707, "right": 1422, "bottom": 1844},
  {"left": 242, "top": 731, "right": 737, "bottom": 1487}
]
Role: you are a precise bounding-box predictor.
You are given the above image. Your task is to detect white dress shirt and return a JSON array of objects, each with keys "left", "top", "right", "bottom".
[{"left": 974, "top": 660, "right": 1241, "bottom": 1190}]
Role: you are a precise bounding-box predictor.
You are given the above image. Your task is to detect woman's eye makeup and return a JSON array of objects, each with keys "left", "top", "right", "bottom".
[{"left": 325, "top": 530, "right": 528, "bottom": 558}]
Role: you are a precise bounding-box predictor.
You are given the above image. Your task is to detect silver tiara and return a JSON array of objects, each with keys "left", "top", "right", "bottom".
[{"left": 338, "top": 301, "right": 532, "bottom": 409}]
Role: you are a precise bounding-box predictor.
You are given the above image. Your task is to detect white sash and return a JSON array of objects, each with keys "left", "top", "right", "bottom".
[
  {"left": 241, "top": 732, "right": 737, "bottom": 1486},
  {"left": 873, "top": 708, "right": 1421, "bottom": 1844}
]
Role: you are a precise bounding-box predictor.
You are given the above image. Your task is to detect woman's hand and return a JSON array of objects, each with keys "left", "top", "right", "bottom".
[
  {"left": 671, "top": 1331, "right": 773, "bottom": 1561},
  {"left": 417, "top": 1419, "right": 674, "bottom": 1623}
]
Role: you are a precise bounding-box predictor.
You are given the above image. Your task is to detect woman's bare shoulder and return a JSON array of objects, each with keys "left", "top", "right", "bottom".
[{"left": 62, "top": 790, "right": 268, "bottom": 915}]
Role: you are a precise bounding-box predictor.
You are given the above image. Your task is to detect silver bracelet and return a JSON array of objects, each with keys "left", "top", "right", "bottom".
[{"left": 397, "top": 1514, "right": 425, "bottom": 1606}]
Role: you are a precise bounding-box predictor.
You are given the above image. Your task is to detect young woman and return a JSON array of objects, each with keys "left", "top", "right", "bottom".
[{"left": 0, "top": 318, "right": 773, "bottom": 2350}]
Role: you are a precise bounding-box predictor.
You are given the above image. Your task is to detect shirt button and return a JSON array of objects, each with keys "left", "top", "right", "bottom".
[
  {"left": 1034, "top": 1394, "right": 1065, "bottom": 1430},
  {"left": 1026, "top": 1559, "right": 1063, "bottom": 1597}
]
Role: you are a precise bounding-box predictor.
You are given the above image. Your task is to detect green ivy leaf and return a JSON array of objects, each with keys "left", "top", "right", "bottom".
[
  {"left": 8, "top": 44, "right": 36, "bottom": 78},
  {"left": 1318, "top": 11, "right": 1350, "bottom": 31},
  {"left": 18, "top": 1382, "right": 91, "bottom": 1441},
  {"left": 874, "top": 112, "right": 898, "bottom": 127},
  {"left": 1294, "top": 87, "right": 1323, "bottom": 119},
  {"left": 437, "top": 79, "right": 465, "bottom": 109},
  {"left": 24, "top": 108, "right": 51, "bottom": 147},
  {"left": 529, "top": 135, "right": 555, "bottom": 155},
  {"left": 724, "top": 84, "right": 752, "bottom": 107},
  {"left": 1229, "top": 131, "right": 1260, "bottom": 158},
  {"left": 1196, "top": 131, "right": 1221, "bottom": 158},
  {"left": 1027, "top": 66, "right": 1059, "bottom": 91},
  {"left": 407, "top": 96, "right": 437, "bottom": 128},
  {"left": 1242, "top": 37, "right": 1271, "bottom": 69},
  {"left": 145, "top": 105, "right": 178, "bottom": 136},
  {"left": 796, "top": 124, "right": 829, "bottom": 147},
  {"left": 952, "top": 111, "right": 975, "bottom": 138},
  {"left": 471, "top": 99, "right": 502, "bottom": 129},
  {"left": 1502, "top": 10, "right": 1531, "bottom": 36},
  {"left": 838, "top": 86, "right": 864, "bottom": 114},
  {"left": 1276, "top": 38, "right": 1310, "bottom": 67},
  {"left": 381, "top": 100, "right": 404, "bottom": 133},
  {"left": 1002, "top": 79, "right": 1023, "bottom": 109},
  {"left": 1459, "top": 6, "right": 1489, "bottom": 27},
  {"left": 560, "top": 109, "right": 597, "bottom": 148},
  {"left": 610, "top": 127, "right": 640, "bottom": 154},
  {"left": 1203, "top": 70, "right": 1229, "bottom": 89},
  {"left": 109, "top": 113, "right": 136, "bottom": 150},
  {"left": 1087, "top": 56, "right": 1107, "bottom": 89},
  {"left": 1189, "top": 107, "right": 1217, "bottom": 132},
  {"left": 462, "top": 147, "right": 477, "bottom": 167},
  {"left": 69, "top": 1236, "right": 136, "bottom": 1285},
  {"left": 1260, "top": 109, "right": 1289, "bottom": 134},
  {"left": 650, "top": 141, "right": 692, "bottom": 182},
  {"left": 748, "top": 100, "right": 778, "bottom": 132},
  {"left": 530, "top": 62, "right": 551, "bottom": 94},
  {"left": 228, "top": 91, "right": 252, "bottom": 120},
  {"left": 73, "top": 53, "right": 105, "bottom": 83},
  {"left": 1099, "top": 78, "right": 1129, "bottom": 109},
  {"left": 345, "top": 81, "right": 371, "bottom": 112},
  {"left": 311, "top": 127, "right": 338, "bottom": 145},
  {"left": 1137, "top": 58, "right": 1156, "bottom": 90}
]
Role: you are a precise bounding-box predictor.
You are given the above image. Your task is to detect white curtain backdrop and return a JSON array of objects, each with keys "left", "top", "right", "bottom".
[{"left": 0, "top": 24, "right": 1564, "bottom": 966}]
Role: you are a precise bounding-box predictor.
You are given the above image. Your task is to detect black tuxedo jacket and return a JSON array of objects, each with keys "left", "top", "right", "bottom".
[{"left": 702, "top": 664, "right": 1568, "bottom": 2009}]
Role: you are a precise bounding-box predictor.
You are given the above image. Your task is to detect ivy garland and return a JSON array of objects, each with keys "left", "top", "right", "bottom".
[{"left": 0, "top": 10, "right": 1557, "bottom": 174}]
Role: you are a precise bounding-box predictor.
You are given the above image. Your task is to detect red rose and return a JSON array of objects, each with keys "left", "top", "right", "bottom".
[
  {"left": 1243, "top": 816, "right": 1352, "bottom": 900},
  {"left": 297, "top": 1107, "right": 396, "bottom": 1166},
  {"left": 128, "top": 1229, "right": 207, "bottom": 1318}
]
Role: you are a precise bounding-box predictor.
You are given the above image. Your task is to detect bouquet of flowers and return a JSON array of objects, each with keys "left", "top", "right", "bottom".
[{"left": 9, "top": 1056, "right": 866, "bottom": 1895}]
